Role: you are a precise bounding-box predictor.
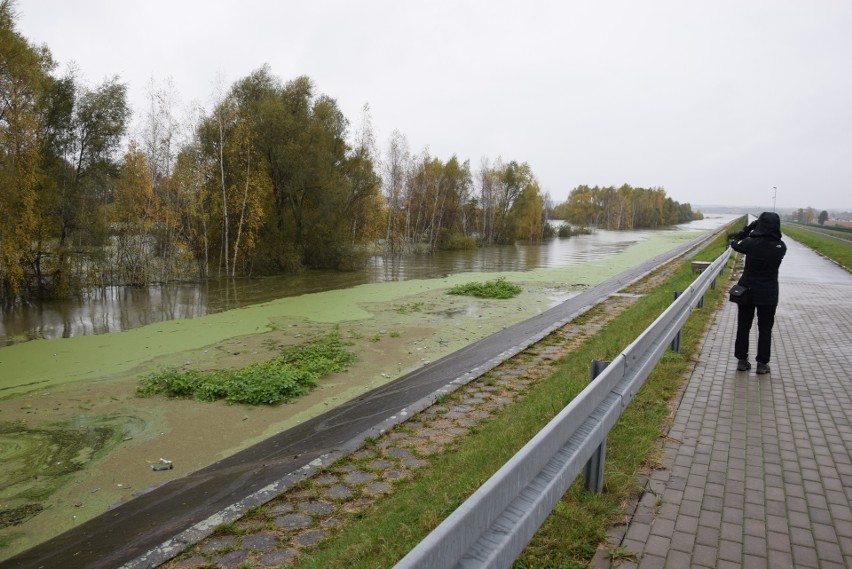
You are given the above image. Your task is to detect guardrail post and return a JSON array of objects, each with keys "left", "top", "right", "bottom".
[
  {"left": 670, "top": 292, "right": 682, "bottom": 352},
  {"left": 584, "top": 359, "right": 611, "bottom": 493}
]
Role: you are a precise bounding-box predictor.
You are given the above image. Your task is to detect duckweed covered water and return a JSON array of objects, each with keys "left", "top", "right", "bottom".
[
  {"left": 0, "top": 421, "right": 113, "bottom": 528},
  {"left": 0, "top": 217, "right": 736, "bottom": 559}
]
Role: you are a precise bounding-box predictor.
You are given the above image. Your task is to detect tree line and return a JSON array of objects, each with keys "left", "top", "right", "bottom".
[
  {"left": 1, "top": 1, "right": 696, "bottom": 303},
  {"left": 552, "top": 184, "right": 701, "bottom": 230},
  {"left": 788, "top": 207, "right": 829, "bottom": 226}
]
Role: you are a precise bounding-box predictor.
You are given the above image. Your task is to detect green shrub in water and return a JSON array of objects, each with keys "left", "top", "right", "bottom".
[
  {"left": 447, "top": 276, "right": 522, "bottom": 299},
  {"left": 137, "top": 334, "right": 355, "bottom": 406},
  {"left": 557, "top": 223, "right": 593, "bottom": 238}
]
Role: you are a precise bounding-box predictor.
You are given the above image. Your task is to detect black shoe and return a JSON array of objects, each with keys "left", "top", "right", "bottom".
[
  {"left": 737, "top": 359, "right": 751, "bottom": 371},
  {"left": 756, "top": 363, "right": 770, "bottom": 375}
]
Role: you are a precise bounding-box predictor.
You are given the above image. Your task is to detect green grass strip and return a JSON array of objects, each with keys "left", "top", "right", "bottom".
[
  {"left": 291, "top": 229, "right": 737, "bottom": 568},
  {"left": 136, "top": 333, "right": 355, "bottom": 406},
  {"left": 782, "top": 223, "right": 852, "bottom": 271}
]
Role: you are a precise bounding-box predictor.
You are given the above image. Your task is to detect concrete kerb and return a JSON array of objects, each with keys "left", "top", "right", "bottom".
[{"left": 122, "top": 230, "right": 726, "bottom": 569}]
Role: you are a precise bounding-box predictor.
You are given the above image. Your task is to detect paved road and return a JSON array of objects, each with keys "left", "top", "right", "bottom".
[
  {"left": 592, "top": 236, "right": 852, "bottom": 568},
  {"left": 1, "top": 231, "right": 715, "bottom": 569}
]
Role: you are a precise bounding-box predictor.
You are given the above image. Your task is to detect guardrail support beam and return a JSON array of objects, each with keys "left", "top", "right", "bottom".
[
  {"left": 670, "top": 292, "right": 682, "bottom": 352},
  {"left": 584, "top": 360, "right": 611, "bottom": 493}
]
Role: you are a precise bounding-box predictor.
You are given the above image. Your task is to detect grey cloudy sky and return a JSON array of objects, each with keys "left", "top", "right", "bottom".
[{"left": 17, "top": 0, "right": 852, "bottom": 211}]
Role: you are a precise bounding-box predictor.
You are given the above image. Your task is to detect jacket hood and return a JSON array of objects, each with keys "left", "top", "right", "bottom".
[{"left": 751, "top": 211, "right": 782, "bottom": 240}]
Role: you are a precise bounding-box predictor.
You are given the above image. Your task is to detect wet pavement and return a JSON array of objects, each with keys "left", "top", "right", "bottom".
[{"left": 592, "top": 236, "right": 852, "bottom": 568}]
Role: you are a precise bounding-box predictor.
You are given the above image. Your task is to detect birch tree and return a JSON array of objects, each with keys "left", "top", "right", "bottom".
[
  {"left": 212, "top": 91, "right": 234, "bottom": 276},
  {"left": 345, "top": 103, "right": 383, "bottom": 248},
  {"left": 383, "top": 130, "right": 409, "bottom": 254}
]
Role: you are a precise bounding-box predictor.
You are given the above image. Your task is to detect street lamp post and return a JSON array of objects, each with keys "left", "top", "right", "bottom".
[{"left": 772, "top": 186, "right": 777, "bottom": 211}]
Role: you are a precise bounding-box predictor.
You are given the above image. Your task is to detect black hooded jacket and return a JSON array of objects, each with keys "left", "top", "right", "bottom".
[{"left": 730, "top": 212, "right": 787, "bottom": 305}]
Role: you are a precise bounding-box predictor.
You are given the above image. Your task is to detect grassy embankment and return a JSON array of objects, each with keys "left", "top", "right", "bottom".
[
  {"left": 783, "top": 224, "right": 852, "bottom": 271},
  {"left": 284, "top": 223, "right": 742, "bottom": 568}
]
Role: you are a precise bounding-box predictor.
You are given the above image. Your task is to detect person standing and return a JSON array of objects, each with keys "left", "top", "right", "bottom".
[{"left": 729, "top": 212, "right": 787, "bottom": 374}]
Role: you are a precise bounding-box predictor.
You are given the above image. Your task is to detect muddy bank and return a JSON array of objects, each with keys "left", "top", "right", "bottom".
[{"left": 0, "top": 231, "right": 698, "bottom": 559}]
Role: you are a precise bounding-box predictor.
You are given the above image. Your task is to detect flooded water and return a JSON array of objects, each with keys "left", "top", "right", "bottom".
[
  {"left": 0, "top": 216, "right": 736, "bottom": 345},
  {"left": 0, "top": 213, "right": 739, "bottom": 561}
]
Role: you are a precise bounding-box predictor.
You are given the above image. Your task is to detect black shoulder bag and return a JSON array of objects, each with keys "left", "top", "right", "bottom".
[{"left": 728, "top": 284, "right": 748, "bottom": 304}]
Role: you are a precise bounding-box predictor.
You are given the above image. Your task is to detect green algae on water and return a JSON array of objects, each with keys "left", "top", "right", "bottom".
[
  {"left": 0, "top": 225, "right": 713, "bottom": 559},
  {"left": 0, "top": 230, "right": 700, "bottom": 399},
  {"left": 0, "top": 420, "right": 115, "bottom": 529}
]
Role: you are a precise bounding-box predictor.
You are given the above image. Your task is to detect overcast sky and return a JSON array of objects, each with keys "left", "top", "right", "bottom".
[{"left": 16, "top": 0, "right": 852, "bottom": 211}]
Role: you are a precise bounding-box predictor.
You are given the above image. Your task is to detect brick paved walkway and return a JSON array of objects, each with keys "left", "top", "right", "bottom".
[{"left": 595, "top": 237, "right": 852, "bottom": 568}]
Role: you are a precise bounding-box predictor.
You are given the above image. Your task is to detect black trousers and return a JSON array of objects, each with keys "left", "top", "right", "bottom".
[{"left": 734, "top": 303, "right": 778, "bottom": 364}]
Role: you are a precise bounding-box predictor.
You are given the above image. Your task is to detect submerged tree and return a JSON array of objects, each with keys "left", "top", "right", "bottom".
[
  {"left": 382, "top": 129, "right": 409, "bottom": 255},
  {"left": 2, "top": 4, "right": 561, "bottom": 301},
  {"left": 111, "top": 142, "right": 155, "bottom": 285},
  {"left": 344, "top": 104, "right": 384, "bottom": 258},
  {"left": 556, "top": 184, "right": 699, "bottom": 230},
  {"left": 38, "top": 73, "right": 130, "bottom": 294},
  {"left": 1, "top": 0, "right": 52, "bottom": 297},
  {"left": 475, "top": 159, "right": 544, "bottom": 244},
  {"left": 185, "top": 68, "right": 383, "bottom": 275}
]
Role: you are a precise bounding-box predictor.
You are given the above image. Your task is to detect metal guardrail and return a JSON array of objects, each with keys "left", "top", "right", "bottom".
[{"left": 394, "top": 247, "right": 732, "bottom": 569}]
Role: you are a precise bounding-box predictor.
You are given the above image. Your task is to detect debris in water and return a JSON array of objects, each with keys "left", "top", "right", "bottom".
[{"left": 147, "top": 457, "right": 173, "bottom": 471}]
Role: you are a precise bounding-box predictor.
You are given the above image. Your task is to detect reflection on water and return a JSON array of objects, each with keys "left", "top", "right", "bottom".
[{"left": 0, "top": 216, "right": 736, "bottom": 344}]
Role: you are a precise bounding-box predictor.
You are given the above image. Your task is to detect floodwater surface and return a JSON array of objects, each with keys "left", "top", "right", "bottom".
[
  {"left": 0, "top": 215, "right": 736, "bottom": 560},
  {"left": 0, "top": 218, "right": 725, "bottom": 345}
]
